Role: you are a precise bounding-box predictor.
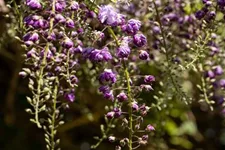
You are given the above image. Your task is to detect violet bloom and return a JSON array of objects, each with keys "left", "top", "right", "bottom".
[
  {"left": 113, "top": 108, "right": 122, "bottom": 117},
  {"left": 99, "top": 69, "right": 117, "bottom": 84},
  {"left": 218, "top": 0, "right": 225, "bottom": 7},
  {"left": 55, "top": 0, "right": 66, "bottom": 12},
  {"left": 117, "top": 92, "right": 128, "bottom": 102},
  {"left": 70, "top": 1, "right": 79, "bottom": 10},
  {"left": 144, "top": 75, "right": 155, "bottom": 83},
  {"left": 26, "top": 0, "right": 42, "bottom": 10},
  {"left": 152, "top": 26, "right": 161, "bottom": 34},
  {"left": 117, "top": 45, "right": 130, "bottom": 58},
  {"left": 55, "top": 14, "right": 66, "bottom": 23},
  {"left": 132, "top": 102, "right": 139, "bottom": 111},
  {"left": 62, "top": 37, "right": 73, "bottom": 48},
  {"left": 99, "top": 85, "right": 110, "bottom": 94},
  {"left": 89, "top": 47, "right": 112, "bottom": 62},
  {"left": 133, "top": 34, "right": 147, "bottom": 47},
  {"left": 98, "top": 5, "right": 125, "bottom": 26},
  {"left": 64, "top": 91, "right": 75, "bottom": 102},
  {"left": 106, "top": 111, "right": 115, "bottom": 119},
  {"left": 195, "top": 10, "right": 205, "bottom": 20},
  {"left": 140, "top": 84, "right": 153, "bottom": 91},
  {"left": 214, "top": 65, "right": 223, "bottom": 76},
  {"left": 139, "top": 50, "right": 149, "bottom": 60},
  {"left": 122, "top": 19, "right": 141, "bottom": 35},
  {"left": 146, "top": 124, "right": 155, "bottom": 131},
  {"left": 23, "top": 32, "right": 39, "bottom": 42},
  {"left": 205, "top": 70, "right": 215, "bottom": 78},
  {"left": 220, "top": 79, "right": 225, "bottom": 88},
  {"left": 66, "top": 18, "right": 75, "bottom": 28}
]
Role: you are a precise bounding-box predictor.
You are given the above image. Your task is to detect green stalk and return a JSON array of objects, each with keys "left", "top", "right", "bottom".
[
  {"left": 50, "top": 77, "right": 59, "bottom": 150},
  {"left": 35, "top": 0, "right": 56, "bottom": 128},
  {"left": 123, "top": 62, "right": 133, "bottom": 150}
]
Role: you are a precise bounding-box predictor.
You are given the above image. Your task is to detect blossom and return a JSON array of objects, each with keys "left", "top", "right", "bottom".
[
  {"left": 144, "top": 75, "right": 155, "bottom": 83},
  {"left": 106, "top": 111, "right": 115, "bottom": 119},
  {"left": 99, "top": 69, "right": 117, "bottom": 84},
  {"left": 195, "top": 10, "right": 205, "bottom": 20},
  {"left": 23, "top": 32, "right": 39, "bottom": 42},
  {"left": 89, "top": 47, "right": 112, "bottom": 62},
  {"left": 99, "top": 85, "right": 110, "bottom": 94},
  {"left": 122, "top": 19, "right": 141, "bottom": 35},
  {"left": 55, "top": 0, "right": 66, "bottom": 12},
  {"left": 98, "top": 5, "right": 125, "bottom": 26},
  {"left": 220, "top": 79, "right": 225, "bottom": 88},
  {"left": 214, "top": 65, "right": 223, "bottom": 76},
  {"left": 64, "top": 91, "right": 75, "bottom": 102},
  {"left": 70, "top": 1, "right": 79, "bottom": 10},
  {"left": 139, "top": 50, "right": 149, "bottom": 60},
  {"left": 132, "top": 102, "right": 139, "bottom": 111},
  {"left": 66, "top": 18, "right": 75, "bottom": 28},
  {"left": 55, "top": 14, "right": 66, "bottom": 23},
  {"left": 146, "top": 124, "right": 155, "bottom": 131},
  {"left": 103, "top": 90, "right": 114, "bottom": 101},
  {"left": 62, "top": 37, "right": 73, "bottom": 48},
  {"left": 117, "top": 92, "right": 128, "bottom": 102},
  {"left": 26, "top": 0, "right": 42, "bottom": 10},
  {"left": 117, "top": 45, "right": 130, "bottom": 58},
  {"left": 133, "top": 34, "right": 147, "bottom": 47}
]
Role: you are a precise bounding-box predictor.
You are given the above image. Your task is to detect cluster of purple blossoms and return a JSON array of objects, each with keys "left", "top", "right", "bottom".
[
  {"left": 92, "top": 4, "right": 156, "bottom": 149},
  {"left": 20, "top": 0, "right": 103, "bottom": 104}
]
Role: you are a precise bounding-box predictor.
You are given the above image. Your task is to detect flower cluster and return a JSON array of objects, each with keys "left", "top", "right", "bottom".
[
  {"left": 19, "top": 0, "right": 99, "bottom": 149},
  {"left": 88, "top": 4, "right": 155, "bottom": 149}
]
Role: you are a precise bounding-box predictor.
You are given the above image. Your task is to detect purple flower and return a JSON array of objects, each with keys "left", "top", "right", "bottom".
[
  {"left": 195, "top": 10, "right": 205, "bottom": 20},
  {"left": 144, "top": 75, "right": 155, "bottom": 83},
  {"left": 55, "top": 14, "right": 66, "bottom": 23},
  {"left": 218, "top": 0, "right": 225, "bottom": 7},
  {"left": 146, "top": 124, "right": 155, "bottom": 131},
  {"left": 62, "top": 38, "right": 73, "bottom": 48},
  {"left": 103, "top": 90, "right": 114, "bottom": 101},
  {"left": 26, "top": 0, "right": 42, "bottom": 10},
  {"left": 117, "top": 92, "right": 128, "bottom": 102},
  {"left": 132, "top": 102, "right": 139, "bottom": 111},
  {"left": 64, "top": 91, "right": 75, "bottom": 102},
  {"left": 27, "top": 48, "right": 37, "bottom": 58},
  {"left": 98, "top": 5, "right": 125, "bottom": 26},
  {"left": 220, "top": 79, "right": 225, "bottom": 88},
  {"left": 113, "top": 108, "right": 122, "bottom": 117},
  {"left": 89, "top": 47, "right": 112, "bottom": 62},
  {"left": 214, "top": 65, "right": 223, "bottom": 76},
  {"left": 152, "top": 26, "right": 161, "bottom": 34},
  {"left": 23, "top": 32, "right": 39, "bottom": 42},
  {"left": 47, "top": 32, "right": 56, "bottom": 41},
  {"left": 99, "top": 69, "right": 117, "bottom": 84},
  {"left": 140, "top": 84, "right": 153, "bottom": 91},
  {"left": 205, "top": 70, "right": 215, "bottom": 78},
  {"left": 106, "top": 111, "right": 115, "bottom": 119},
  {"left": 70, "top": 1, "right": 79, "bottom": 11},
  {"left": 99, "top": 85, "right": 110, "bottom": 93},
  {"left": 55, "top": 1, "right": 66, "bottom": 12},
  {"left": 66, "top": 18, "right": 75, "bottom": 28},
  {"left": 133, "top": 34, "right": 147, "bottom": 47},
  {"left": 117, "top": 45, "right": 130, "bottom": 58},
  {"left": 142, "top": 135, "right": 148, "bottom": 141},
  {"left": 139, "top": 50, "right": 149, "bottom": 60},
  {"left": 122, "top": 19, "right": 141, "bottom": 35}
]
